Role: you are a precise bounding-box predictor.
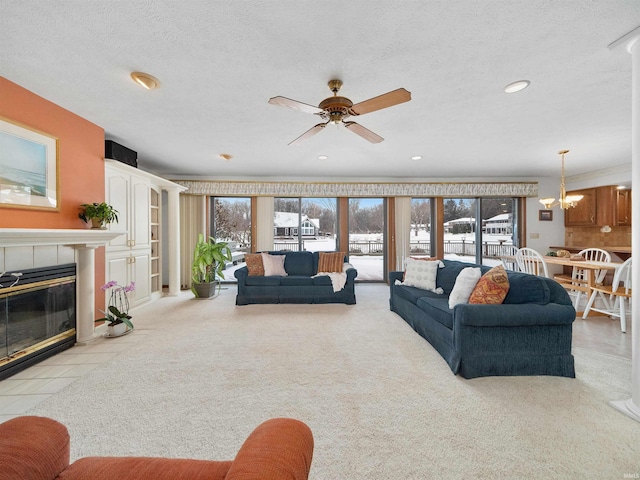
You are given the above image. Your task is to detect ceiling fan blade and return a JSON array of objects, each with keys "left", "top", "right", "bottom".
[
  {"left": 343, "top": 121, "right": 384, "bottom": 143},
  {"left": 288, "top": 123, "right": 327, "bottom": 146},
  {"left": 350, "top": 88, "right": 411, "bottom": 116},
  {"left": 268, "top": 96, "right": 323, "bottom": 115}
]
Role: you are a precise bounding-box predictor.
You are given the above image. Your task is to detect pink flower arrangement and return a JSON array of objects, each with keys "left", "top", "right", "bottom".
[{"left": 101, "top": 280, "right": 135, "bottom": 293}]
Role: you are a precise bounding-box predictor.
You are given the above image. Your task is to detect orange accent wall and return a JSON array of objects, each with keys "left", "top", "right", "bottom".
[{"left": 0, "top": 76, "right": 106, "bottom": 313}]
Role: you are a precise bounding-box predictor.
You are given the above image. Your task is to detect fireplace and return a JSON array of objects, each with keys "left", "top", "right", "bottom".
[{"left": 0, "top": 263, "right": 76, "bottom": 380}]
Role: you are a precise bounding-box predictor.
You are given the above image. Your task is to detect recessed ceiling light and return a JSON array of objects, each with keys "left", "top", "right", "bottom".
[
  {"left": 504, "top": 80, "right": 530, "bottom": 94},
  {"left": 318, "top": 155, "right": 328, "bottom": 160},
  {"left": 130, "top": 71, "right": 160, "bottom": 90},
  {"left": 411, "top": 155, "right": 422, "bottom": 161},
  {"left": 219, "top": 153, "right": 232, "bottom": 161}
]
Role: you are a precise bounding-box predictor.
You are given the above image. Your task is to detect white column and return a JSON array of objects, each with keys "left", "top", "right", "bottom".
[
  {"left": 166, "top": 187, "right": 181, "bottom": 296},
  {"left": 609, "top": 26, "right": 640, "bottom": 421},
  {"left": 73, "top": 245, "right": 99, "bottom": 345}
]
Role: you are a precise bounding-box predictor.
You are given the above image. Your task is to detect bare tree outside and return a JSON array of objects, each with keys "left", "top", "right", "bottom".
[{"left": 211, "top": 197, "right": 251, "bottom": 248}]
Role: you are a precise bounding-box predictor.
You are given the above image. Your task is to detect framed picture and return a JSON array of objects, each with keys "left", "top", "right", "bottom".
[
  {"left": 539, "top": 210, "right": 553, "bottom": 221},
  {"left": 0, "top": 117, "right": 59, "bottom": 210}
]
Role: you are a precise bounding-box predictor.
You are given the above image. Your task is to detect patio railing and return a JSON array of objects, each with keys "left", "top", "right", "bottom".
[{"left": 272, "top": 239, "right": 515, "bottom": 259}]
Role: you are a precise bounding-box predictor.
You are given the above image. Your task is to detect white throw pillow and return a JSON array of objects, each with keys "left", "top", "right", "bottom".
[
  {"left": 261, "top": 253, "right": 288, "bottom": 276},
  {"left": 448, "top": 267, "right": 482, "bottom": 309},
  {"left": 403, "top": 258, "right": 444, "bottom": 293}
]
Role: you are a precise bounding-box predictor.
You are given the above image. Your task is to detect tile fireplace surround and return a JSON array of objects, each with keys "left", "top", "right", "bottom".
[{"left": 0, "top": 229, "right": 124, "bottom": 344}]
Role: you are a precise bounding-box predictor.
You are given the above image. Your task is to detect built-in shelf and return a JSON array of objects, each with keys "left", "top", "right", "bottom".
[{"left": 150, "top": 188, "right": 161, "bottom": 294}]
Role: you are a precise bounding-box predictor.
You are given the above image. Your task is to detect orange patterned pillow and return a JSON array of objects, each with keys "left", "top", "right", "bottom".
[
  {"left": 245, "top": 253, "right": 264, "bottom": 276},
  {"left": 469, "top": 265, "right": 510, "bottom": 304},
  {"left": 318, "top": 252, "right": 346, "bottom": 273}
]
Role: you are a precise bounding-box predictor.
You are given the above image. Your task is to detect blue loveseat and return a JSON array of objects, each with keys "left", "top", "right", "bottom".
[
  {"left": 235, "top": 251, "right": 357, "bottom": 305},
  {"left": 389, "top": 259, "right": 576, "bottom": 379}
]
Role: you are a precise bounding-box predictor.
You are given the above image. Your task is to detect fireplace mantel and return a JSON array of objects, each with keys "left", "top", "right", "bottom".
[
  {"left": 0, "top": 228, "right": 125, "bottom": 247},
  {"left": 0, "top": 228, "right": 126, "bottom": 344}
]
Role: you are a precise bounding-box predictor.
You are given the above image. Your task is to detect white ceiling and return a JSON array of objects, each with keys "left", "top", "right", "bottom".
[{"left": 1, "top": 1, "right": 638, "bottom": 181}]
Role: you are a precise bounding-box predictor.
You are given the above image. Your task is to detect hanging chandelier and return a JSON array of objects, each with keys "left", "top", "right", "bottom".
[{"left": 539, "top": 150, "right": 583, "bottom": 210}]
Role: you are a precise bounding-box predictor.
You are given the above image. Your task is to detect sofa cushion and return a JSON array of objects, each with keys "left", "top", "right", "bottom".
[
  {"left": 312, "top": 275, "right": 333, "bottom": 286},
  {"left": 416, "top": 296, "right": 454, "bottom": 330},
  {"left": 318, "top": 252, "right": 346, "bottom": 272},
  {"left": 448, "top": 267, "right": 482, "bottom": 309},
  {"left": 283, "top": 251, "right": 315, "bottom": 276},
  {"left": 245, "top": 276, "right": 282, "bottom": 286},
  {"left": 280, "top": 276, "right": 314, "bottom": 286},
  {"left": 436, "top": 260, "right": 472, "bottom": 294},
  {"left": 262, "top": 253, "right": 288, "bottom": 276},
  {"left": 402, "top": 258, "right": 443, "bottom": 292},
  {"left": 469, "top": 265, "right": 510, "bottom": 304},
  {"left": 503, "top": 272, "right": 550, "bottom": 305},
  {"left": 245, "top": 253, "right": 265, "bottom": 276},
  {"left": 394, "top": 284, "right": 433, "bottom": 306}
]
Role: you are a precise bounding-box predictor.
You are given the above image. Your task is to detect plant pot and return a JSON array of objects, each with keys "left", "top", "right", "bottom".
[
  {"left": 91, "top": 218, "right": 105, "bottom": 229},
  {"left": 107, "top": 322, "right": 127, "bottom": 337},
  {"left": 192, "top": 281, "right": 219, "bottom": 299}
]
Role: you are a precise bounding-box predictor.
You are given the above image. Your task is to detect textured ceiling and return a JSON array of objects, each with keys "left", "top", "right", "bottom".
[{"left": 1, "top": 1, "right": 638, "bottom": 181}]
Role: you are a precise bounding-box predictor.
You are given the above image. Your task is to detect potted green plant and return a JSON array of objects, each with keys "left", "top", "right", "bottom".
[
  {"left": 191, "top": 233, "right": 232, "bottom": 298},
  {"left": 79, "top": 202, "right": 119, "bottom": 229}
]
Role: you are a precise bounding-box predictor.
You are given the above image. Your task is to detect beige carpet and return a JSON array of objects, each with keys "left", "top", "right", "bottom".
[{"left": 29, "top": 284, "right": 640, "bottom": 479}]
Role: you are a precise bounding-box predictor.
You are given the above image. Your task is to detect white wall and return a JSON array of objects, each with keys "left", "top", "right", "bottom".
[{"left": 525, "top": 175, "right": 565, "bottom": 254}]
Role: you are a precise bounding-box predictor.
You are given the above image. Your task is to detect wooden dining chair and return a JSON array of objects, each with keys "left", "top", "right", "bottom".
[
  {"left": 582, "top": 257, "right": 632, "bottom": 332},
  {"left": 499, "top": 245, "right": 520, "bottom": 271},
  {"left": 515, "top": 247, "right": 549, "bottom": 277},
  {"left": 553, "top": 248, "right": 611, "bottom": 309}
]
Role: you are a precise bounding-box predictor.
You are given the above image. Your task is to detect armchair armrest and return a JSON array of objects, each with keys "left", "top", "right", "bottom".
[
  {"left": 234, "top": 266, "right": 248, "bottom": 283},
  {"left": 226, "top": 418, "right": 314, "bottom": 480},
  {"left": 0, "top": 416, "right": 70, "bottom": 480}
]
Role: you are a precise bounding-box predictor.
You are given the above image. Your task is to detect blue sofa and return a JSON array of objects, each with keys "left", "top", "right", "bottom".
[
  {"left": 235, "top": 251, "right": 357, "bottom": 305},
  {"left": 389, "top": 259, "right": 576, "bottom": 379}
]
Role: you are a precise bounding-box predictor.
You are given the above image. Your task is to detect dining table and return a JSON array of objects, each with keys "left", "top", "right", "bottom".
[{"left": 542, "top": 256, "right": 622, "bottom": 288}]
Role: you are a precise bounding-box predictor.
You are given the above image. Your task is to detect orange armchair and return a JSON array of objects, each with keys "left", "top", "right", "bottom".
[{"left": 0, "top": 416, "right": 313, "bottom": 480}]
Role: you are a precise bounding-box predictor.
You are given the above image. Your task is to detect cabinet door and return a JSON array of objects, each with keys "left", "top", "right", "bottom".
[
  {"left": 616, "top": 189, "right": 631, "bottom": 226},
  {"left": 130, "top": 176, "right": 150, "bottom": 249},
  {"left": 106, "top": 170, "right": 130, "bottom": 250},
  {"left": 130, "top": 252, "right": 151, "bottom": 306},
  {"left": 564, "top": 188, "right": 597, "bottom": 226}
]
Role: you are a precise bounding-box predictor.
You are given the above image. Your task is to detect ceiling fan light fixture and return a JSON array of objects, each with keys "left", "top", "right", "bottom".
[
  {"left": 131, "top": 71, "right": 160, "bottom": 90},
  {"left": 504, "top": 80, "right": 530, "bottom": 94}
]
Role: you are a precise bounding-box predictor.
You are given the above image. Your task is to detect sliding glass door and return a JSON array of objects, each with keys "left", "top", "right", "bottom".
[{"left": 348, "top": 198, "right": 385, "bottom": 281}]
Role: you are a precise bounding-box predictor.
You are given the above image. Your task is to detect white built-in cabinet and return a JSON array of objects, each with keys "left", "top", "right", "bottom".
[
  {"left": 104, "top": 158, "right": 186, "bottom": 306},
  {"left": 105, "top": 161, "right": 153, "bottom": 308}
]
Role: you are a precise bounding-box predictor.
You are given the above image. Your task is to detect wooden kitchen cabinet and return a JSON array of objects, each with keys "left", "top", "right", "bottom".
[
  {"left": 615, "top": 189, "right": 631, "bottom": 226},
  {"left": 564, "top": 188, "right": 598, "bottom": 226},
  {"left": 564, "top": 186, "right": 631, "bottom": 227}
]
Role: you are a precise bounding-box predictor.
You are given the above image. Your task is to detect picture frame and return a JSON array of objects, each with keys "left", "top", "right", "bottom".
[
  {"left": 0, "top": 117, "right": 59, "bottom": 211},
  {"left": 539, "top": 209, "right": 553, "bottom": 221}
]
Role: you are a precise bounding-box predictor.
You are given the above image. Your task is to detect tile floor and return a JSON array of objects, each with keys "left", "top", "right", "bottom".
[{"left": 0, "top": 329, "right": 149, "bottom": 423}]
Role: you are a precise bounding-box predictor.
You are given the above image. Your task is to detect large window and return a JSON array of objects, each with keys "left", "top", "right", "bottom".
[
  {"left": 349, "top": 198, "right": 386, "bottom": 281},
  {"left": 481, "top": 197, "right": 517, "bottom": 268},
  {"left": 209, "top": 197, "right": 251, "bottom": 282},
  {"left": 443, "top": 197, "right": 519, "bottom": 266},
  {"left": 274, "top": 198, "right": 337, "bottom": 252},
  {"left": 410, "top": 198, "right": 433, "bottom": 258}
]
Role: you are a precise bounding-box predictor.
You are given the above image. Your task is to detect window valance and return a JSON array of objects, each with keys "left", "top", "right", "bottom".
[{"left": 172, "top": 180, "right": 538, "bottom": 198}]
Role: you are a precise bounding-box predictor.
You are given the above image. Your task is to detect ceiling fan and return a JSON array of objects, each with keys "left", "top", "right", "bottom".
[{"left": 268, "top": 80, "right": 411, "bottom": 145}]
